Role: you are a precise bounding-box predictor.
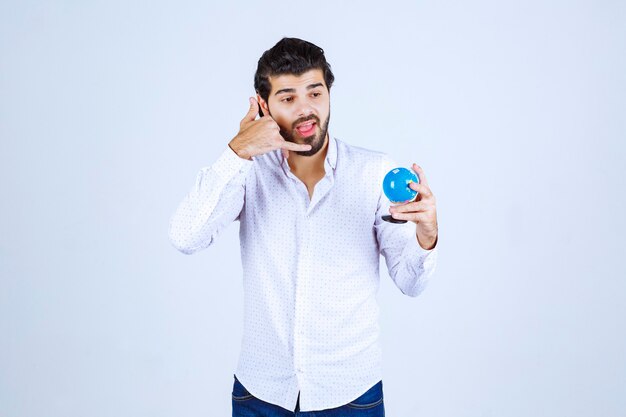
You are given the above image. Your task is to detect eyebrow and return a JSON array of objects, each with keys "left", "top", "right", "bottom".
[{"left": 274, "top": 82, "right": 325, "bottom": 96}]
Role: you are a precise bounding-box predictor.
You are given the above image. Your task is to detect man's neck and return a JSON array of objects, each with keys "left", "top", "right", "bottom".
[{"left": 287, "top": 133, "right": 329, "bottom": 177}]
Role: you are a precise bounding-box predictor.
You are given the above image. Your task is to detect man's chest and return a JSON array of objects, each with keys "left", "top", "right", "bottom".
[
  {"left": 245, "top": 169, "right": 377, "bottom": 226},
  {"left": 297, "top": 172, "right": 326, "bottom": 201}
]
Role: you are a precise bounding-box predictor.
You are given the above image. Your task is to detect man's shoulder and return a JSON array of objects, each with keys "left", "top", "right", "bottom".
[{"left": 335, "top": 137, "right": 388, "bottom": 162}]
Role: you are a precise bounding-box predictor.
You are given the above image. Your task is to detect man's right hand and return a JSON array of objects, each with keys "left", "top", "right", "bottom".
[{"left": 228, "top": 97, "right": 312, "bottom": 160}]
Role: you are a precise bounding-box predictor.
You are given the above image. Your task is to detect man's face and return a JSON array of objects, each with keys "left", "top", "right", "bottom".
[{"left": 258, "top": 68, "right": 330, "bottom": 157}]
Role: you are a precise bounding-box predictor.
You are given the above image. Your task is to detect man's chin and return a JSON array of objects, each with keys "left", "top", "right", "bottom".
[{"left": 293, "top": 133, "right": 325, "bottom": 157}]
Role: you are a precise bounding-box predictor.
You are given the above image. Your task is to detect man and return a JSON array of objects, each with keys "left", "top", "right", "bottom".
[{"left": 168, "top": 37, "right": 438, "bottom": 416}]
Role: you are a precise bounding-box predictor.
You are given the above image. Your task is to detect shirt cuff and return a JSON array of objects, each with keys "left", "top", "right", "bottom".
[{"left": 212, "top": 145, "right": 254, "bottom": 181}]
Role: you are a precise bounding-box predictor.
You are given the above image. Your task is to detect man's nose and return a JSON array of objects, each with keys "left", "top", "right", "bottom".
[{"left": 297, "top": 102, "right": 315, "bottom": 118}]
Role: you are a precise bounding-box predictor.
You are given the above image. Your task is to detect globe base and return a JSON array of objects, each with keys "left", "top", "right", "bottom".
[{"left": 381, "top": 215, "right": 407, "bottom": 224}]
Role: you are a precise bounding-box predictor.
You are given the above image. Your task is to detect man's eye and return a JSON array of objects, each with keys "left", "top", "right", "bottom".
[
  {"left": 312, "top": 92, "right": 321, "bottom": 97},
  {"left": 282, "top": 97, "right": 293, "bottom": 103}
]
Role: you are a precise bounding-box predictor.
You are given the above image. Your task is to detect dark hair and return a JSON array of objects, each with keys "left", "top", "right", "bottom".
[{"left": 254, "top": 37, "right": 335, "bottom": 103}]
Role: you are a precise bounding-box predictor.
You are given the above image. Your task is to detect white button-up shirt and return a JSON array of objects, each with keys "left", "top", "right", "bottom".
[{"left": 168, "top": 134, "right": 438, "bottom": 412}]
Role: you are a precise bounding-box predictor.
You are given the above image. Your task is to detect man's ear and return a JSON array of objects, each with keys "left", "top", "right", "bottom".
[{"left": 256, "top": 93, "right": 269, "bottom": 117}]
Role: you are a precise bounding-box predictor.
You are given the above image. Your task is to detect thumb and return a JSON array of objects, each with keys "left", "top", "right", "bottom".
[
  {"left": 243, "top": 97, "right": 259, "bottom": 122},
  {"left": 282, "top": 148, "right": 290, "bottom": 160}
]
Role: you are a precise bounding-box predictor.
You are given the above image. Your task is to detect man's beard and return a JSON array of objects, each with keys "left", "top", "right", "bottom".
[{"left": 277, "top": 110, "right": 330, "bottom": 157}]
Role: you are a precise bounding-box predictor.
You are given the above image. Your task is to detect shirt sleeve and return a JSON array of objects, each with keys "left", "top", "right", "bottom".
[
  {"left": 168, "top": 145, "right": 254, "bottom": 254},
  {"left": 373, "top": 154, "right": 438, "bottom": 297}
]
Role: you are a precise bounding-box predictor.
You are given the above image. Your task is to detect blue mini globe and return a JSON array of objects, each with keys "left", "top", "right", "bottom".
[{"left": 383, "top": 167, "right": 419, "bottom": 203}]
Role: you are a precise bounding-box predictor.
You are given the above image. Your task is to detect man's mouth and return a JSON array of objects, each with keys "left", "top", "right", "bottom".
[{"left": 295, "top": 121, "right": 317, "bottom": 136}]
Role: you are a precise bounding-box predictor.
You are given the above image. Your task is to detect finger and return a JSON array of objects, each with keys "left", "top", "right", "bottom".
[
  {"left": 242, "top": 97, "right": 259, "bottom": 123},
  {"left": 389, "top": 201, "right": 429, "bottom": 213},
  {"left": 280, "top": 141, "right": 313, "bottom": 152},
  {"left": 411, "top": 163, "right": 429, "bottom": 187},
  {"left": 408, "top": 181, "right": 433, "bottom": 198},
  {"left": 391, "top": 211, "right": 426, "bottom": 223},
  {"left": 263, "top": 114, "right": 278, "bottom": 126},
  {"left": 282, "top": 148, "right": 290, "bottom": 159}
]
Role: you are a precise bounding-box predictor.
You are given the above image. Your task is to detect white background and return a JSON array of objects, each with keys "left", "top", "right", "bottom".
[{"left": 1, "top": 1, "right": 625, "bottom": 416}]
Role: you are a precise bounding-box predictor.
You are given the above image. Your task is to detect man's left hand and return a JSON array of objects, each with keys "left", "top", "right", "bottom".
[{"left": 388, "top": 163, "right": 438, "bottom": 250}]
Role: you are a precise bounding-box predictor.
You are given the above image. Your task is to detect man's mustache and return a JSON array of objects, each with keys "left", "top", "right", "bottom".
[{"left": 292, "top": 115, "right": 320, "bottom": 129}]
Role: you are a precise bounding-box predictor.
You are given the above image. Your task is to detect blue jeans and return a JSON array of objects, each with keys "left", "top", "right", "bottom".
[{"left": 232, "top": 374, "right": 385, "bottom": 416}]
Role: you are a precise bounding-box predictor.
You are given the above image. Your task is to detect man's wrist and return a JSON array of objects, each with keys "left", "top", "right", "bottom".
[
  {"left": 416, "top": 232, "right": 438, "bottom": 250},
  {"left": 228, "top": 141, "right": 252, "bottom": 161}
]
